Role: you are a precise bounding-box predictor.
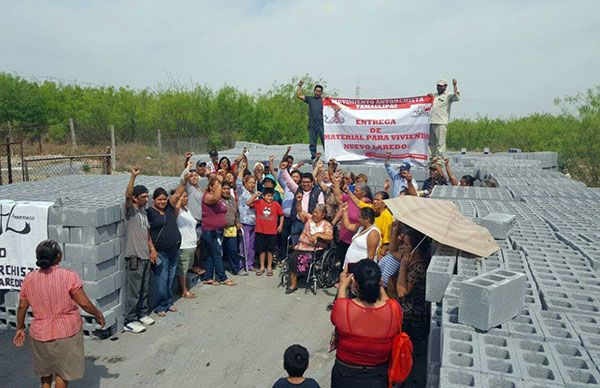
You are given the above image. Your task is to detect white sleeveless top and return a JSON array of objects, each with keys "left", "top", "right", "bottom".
[{"left": 344, "top": 225, "right": 380, "bottom": 267}]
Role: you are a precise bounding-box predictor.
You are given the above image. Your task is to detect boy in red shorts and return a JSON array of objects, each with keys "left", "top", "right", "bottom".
[{"left": 248, "top": 187, "right": 284, "bottom": 276}]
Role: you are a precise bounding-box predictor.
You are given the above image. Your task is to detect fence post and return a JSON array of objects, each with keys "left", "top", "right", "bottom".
[
  {"left": 110, "top": 125, "right": 116, "bottom": 171},
  {"left": 5, "top": 135, "right": 13, "bottom": 184},
  {"left": 69, "top": 118, "right": 77, "bottom": 150},
  {"left": 7, "top": 121, "right": 15, "bottom": 157},
  {"left": 157, "top": 129, "right": 163, "bottom": 176}
]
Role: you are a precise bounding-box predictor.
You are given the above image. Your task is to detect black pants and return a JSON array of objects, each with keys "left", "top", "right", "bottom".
[
  {"left": 331, "top": 359, "right": 388, "bottom": 388},
  {"left": 309, "top": 125, "right": 324, "bottom": 159}
]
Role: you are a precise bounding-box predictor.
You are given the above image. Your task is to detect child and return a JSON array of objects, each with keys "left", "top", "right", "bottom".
[
  {"left": 247, "top": 187, "right": 283, "bottom": 277},
  {"left": 273, "top": 344, "right": 321, "bottom": 388}
]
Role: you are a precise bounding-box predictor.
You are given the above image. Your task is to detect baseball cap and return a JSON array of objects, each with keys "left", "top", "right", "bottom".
[
  {"left": 398, "top": 162, "right": 411, "bottom": 171},
  {"left": 437, "top": 79, "right": 448, "bottom": 86},
  {"left": 209, "top": 150, "right": 218, "bottom": 157},
  {"left": 132, "top": 185, "right": 148, "bottom": 197}
]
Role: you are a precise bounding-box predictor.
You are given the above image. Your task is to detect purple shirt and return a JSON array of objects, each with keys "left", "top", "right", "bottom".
[{"left": 201, "top": 192, "right": 227, "bottom": 231}]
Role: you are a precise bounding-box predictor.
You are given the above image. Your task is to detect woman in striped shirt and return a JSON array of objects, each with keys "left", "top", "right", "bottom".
[{"left": 13, "top": 240, "right": 105, "bottom": 388}]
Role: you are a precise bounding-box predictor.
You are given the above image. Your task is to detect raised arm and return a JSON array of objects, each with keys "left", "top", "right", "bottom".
[
  {"left": 237, "top": 161, "right": 247, "bottom": 192},
  {"left": 125, "top": 167, "right": 141, "bottom": 209},
  {"left": 296, "top": 80, "right": 306, "bottom": 102},
  {"left": 281, "top": 146, "right": 292, "bottom": 163},
  {"left": 279, "top": 162, "right": 298, "bottom": 192},
  {"left": 451, "top": 78, "right": 460, "bottom": 101},
  {"left": 295, "top": 192, "right": 310, "bottom": 223},
  {"left": 444, "top": 157, "right": 459, "bottom": 186},
  {"left": 341, "top": 203, "right": 358, "bottom": 232},
  {"left": 204, "top": 181, "right": 223, "bottom": 205},
  {"left": 246, "top": 191, "right": 260, "bottom": 207},
  {"left": 170, "top": 177, "right": 188, "bottom": 209},
  {"left": 384, "top": 152, "right": 399, "bottom": 180},
  {"left": 389, "top": 220, "right": 402, "bottom": 259},
  {"left": 403, "top": 171, "right": 419, "bottom": 197}
]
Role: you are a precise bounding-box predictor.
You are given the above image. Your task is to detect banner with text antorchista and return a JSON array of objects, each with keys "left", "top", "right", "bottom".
[{"left": 323, "top": 96, "right": 433, "bottom": 165}]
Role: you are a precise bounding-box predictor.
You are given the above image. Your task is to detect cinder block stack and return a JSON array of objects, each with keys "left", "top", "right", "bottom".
[{"left": 0, "top": 175, "right": 178, "bottom": 339}]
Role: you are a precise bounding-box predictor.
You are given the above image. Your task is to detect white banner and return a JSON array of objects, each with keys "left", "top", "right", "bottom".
[
  {"left": 0, "top": 200, "right": 53, "bottom": 290},
  {"left": 323, "top": 96, "right": 433, "bottom": 165}
]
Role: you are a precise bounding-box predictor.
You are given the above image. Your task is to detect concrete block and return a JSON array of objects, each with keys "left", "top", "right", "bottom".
[
  {"left": 426, "top": 247, "right": 457, "bottom": 303},
  {"left": 548, "top": 343, "right": 600, "bottom": 386},
  {"left": 82, "top": 256, "right": 119, "bottom": 281},
  {"left": 441, "top": 328, "right": 481, "bottom": 372},
  {"left": 477, "top": 334, "right": 521, "bottom": 379},
  {"left": 533, "top": 310, "right": 581, "bottom": 345},
  {"left": 428, "top": 326, "right": 442, "bottom": 365},
  {"left": 541, "top": 288, "right": 600, "bottom": 315},
  {"left": 567, "top": 315, "right": 600, "bottom": 350},
  {"left": 61, "top": 260, "right": 84, "bottom": 278},
  {"left": 513, "top": 339, "right": 564, "bottom": 385},
  {"left": 505, "top": 308, "right": 544, "bottom": 341},
  {"left": 476, "top": 212, "right": 516, "bottom": 239},
  {"left": 3, "top": 290, "right": 19, "bottom": 309},
  {"left": 459, "top": 269, "right": 526, "bottom": 331},
  {"left": 47, "top": 224, "right": 70, "bottom": 243},
  {"left": 116, "top": 221, "right": 125, "bottom": 237},
  {"left": 90, "top": 288, "right": 121, "bottom": 311},
  {"left": 439, "top": 367, "right": 484, "bottom": 387},
  {"left": 83, "top": 271, "right": 119, "bottom": 300},
  {"left": 47, "top": 205, "right": 62, "bottom": 225},
  {"left": 62, "top": 206, "right": 106, "bottom": 227},
  {"left": 64, "top": 239, "right": 117, "bottom": 264}
]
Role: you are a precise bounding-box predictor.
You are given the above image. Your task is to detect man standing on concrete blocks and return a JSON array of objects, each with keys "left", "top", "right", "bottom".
[
  {"left": 429, "top": 78, "right": 460, "bottom": 158},
  {"left": 296, "top": 80, "right": 324, "bottom": 163},
  {"left": 123, "top": 167, "right": 157, "bottom": 334}
]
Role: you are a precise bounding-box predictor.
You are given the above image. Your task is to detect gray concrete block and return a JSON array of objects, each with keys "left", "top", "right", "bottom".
[
  {"left": 426, "top": 246, "right": 457, "bottom": 303},
  {"left": 91, "top": 288, "right": 121, "bottom": 311},
  {"left": 82, "top": 256, "right": 119, "bottom": 281},
  {"left": 541, "top": 288, "right": 600, "bottom": 316},
  {"left": 4, "top": 290, "right": 19, "bottom": 309},
  {"left": 441, "top": 328, "right": 481, "bottom": 372},
  {"left": 83, "top": 271, "right": 119, "bottom": 300},
  {"left": 477, "top": 334, "right": 521, "bottom": 379},
  {"left": 505, "top": 308, "right": 544, "bottom": 341},
  {"left": 548, "top": 343, "right": 600, "bottom": 386},
  {"left": 459, "top": 269, "right": 526, "bottom": 331},
  {"left": 567, "top": 315, "right": 600, "bottom": 350},
  {"left": 47, "top": 205, "right": 62, "bottom": 225},
  {"left": 64, "top": 239, "right": 117, "bottom": 264},
  {"left": 47, "top": 224, "right": 70, "bottom": 243},
  {"left": 439, "top": 367, "right": 484, "bottom": 387},
  {"left": 441, "top": 298, "right": 478, "bottom": 334},
  {"left": 513, "top": 339, "right": 564, "bottom": 385},
  {"left": 533, "top": 310, "right": 581, "bottom": 345},
  {"left": 476, "top": 212, "right": 516, "bottom": 239}
]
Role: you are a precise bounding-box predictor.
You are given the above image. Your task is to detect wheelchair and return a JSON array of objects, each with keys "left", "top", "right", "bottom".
[{"left": 279, "top": 235, "right": 344, "bottom": 295}]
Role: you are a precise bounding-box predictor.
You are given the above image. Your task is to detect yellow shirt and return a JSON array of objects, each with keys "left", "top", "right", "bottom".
[{"left": 358, "top": 201, "right": 393, "bottom": 254}]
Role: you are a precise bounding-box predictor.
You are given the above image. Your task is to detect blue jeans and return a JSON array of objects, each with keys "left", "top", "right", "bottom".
[
  {"left": 152, "top": 249, "right": 180, "bottom": 313},
  {"left": 222, "top": 236, "right": 240, "bottom": 275},
  {"left": 202, "top": 229, "right": 228, "bottom": 282}
]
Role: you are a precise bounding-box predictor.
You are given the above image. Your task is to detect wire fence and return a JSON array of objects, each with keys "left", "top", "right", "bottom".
[{"left": 0, "top": 122, "right": 216, "bottom": 183}]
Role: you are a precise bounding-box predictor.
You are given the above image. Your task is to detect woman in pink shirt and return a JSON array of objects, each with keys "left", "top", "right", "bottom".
[{"left": 13, "top": 240, "right": 105, "bottom": 388}]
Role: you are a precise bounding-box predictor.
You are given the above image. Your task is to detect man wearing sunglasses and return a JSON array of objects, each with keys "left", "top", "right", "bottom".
[{"left": 429, "top": 78, "right": 460, "bottom": 158}]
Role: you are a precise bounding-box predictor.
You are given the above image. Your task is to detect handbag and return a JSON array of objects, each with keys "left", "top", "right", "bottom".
[{"left": 388, "top": 301, "right": 413, "bottom": 387}]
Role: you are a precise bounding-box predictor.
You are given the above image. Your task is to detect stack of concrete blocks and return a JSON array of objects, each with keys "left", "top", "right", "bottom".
[
  {"left": 425, "top": 246, "right": 457, "bottom": 303},
  {"left": 0, "top": 175, "right": 179, "bottom": 339},
  {"left": 458, "top": 269, "right": 526, "bottom": 331}
]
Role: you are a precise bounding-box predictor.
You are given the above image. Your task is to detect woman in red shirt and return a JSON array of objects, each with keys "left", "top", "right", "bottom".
[
  {"left": 330, "top": 259, "right": 402, "bottom": 388},
  {"left": 13, "top": 240, "right": 105, "bottom": 388}
]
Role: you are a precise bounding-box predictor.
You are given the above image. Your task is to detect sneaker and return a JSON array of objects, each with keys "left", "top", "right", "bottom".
[
  {"left": 123, "top": 321, "right": 146, "bottom": 333},
  {"left": 139, "top": 315, "right": 155, "bottom": 326}
]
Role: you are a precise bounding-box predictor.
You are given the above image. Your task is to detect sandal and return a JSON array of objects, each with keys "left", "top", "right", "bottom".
[
  {"left": 256, "top": 269, "right": 264, "bottom": 276},
  {"left": 266, "top": 270, "right": 273, "bottom": 277},
  {"left": 168, "top": 306, "right": 178, "bottom": 312},
  {"left": 203, "top": 279, "right": 218, "bottom": 285},
  {"left": 220, "top": 279, "right": 237, "bottom": 286},
  {"left": 182, "top": 291, "right": 197, "bottom": 299},
  {"left": 157, "top": 311, "right": 167, "bottom": 317}
]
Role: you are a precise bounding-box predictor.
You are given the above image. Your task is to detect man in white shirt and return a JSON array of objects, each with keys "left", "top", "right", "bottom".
[{"left": 429, "top": 78, "right": 460, "bottom": 158}]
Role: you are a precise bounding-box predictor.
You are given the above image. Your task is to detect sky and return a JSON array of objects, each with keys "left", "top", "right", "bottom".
[{"left": 1, "top": 0, "right": 599, "bottom": 119}]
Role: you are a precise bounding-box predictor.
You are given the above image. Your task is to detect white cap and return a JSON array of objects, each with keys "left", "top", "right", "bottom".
[{"left": 437, "top": 79, "right": 447, "bottom": 85}]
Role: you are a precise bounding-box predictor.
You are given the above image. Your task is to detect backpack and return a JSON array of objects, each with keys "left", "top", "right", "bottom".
[{"left": 388, "top": 302, "right": 413, "bottom": 387}]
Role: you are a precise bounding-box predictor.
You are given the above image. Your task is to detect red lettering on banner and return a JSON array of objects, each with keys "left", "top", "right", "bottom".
[
  {"left": 356, "top": 119, "right": 397, "bottom": 125},
  {"left": 366, "top": 134, "right": 389, "bottom": 141},
  {"left": 369, "top": 128, "right": 381, "bottom": 133},
  {"left": 344, "top": 144, "right": 371, "bottom": 150}
]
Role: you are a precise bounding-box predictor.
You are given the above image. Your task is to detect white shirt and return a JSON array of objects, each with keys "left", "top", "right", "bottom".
[
  {"left": 430, "top": 90, "right": 460, "bottom": 125},
  {"left": 177, "top": 208, "right": 198, "bottom": 249},
  {"left": 344, "top": 225, "right": 380, "bottom": 267}
]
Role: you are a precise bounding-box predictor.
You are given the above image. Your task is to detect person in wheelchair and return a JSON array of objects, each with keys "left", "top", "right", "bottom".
[{"left": 285, "top": 200, "right": 333, "bottom": 294}]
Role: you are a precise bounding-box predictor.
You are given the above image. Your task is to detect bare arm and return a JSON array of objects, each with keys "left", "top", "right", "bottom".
[
  {"left": 169, "top": 180, "right": 187, "bottom": 208},
  {"left": 125, "top": 167, "right": 141, "bottom": 208},
  {"left": 444, "top": 158, "right": 459, "bottom": 186},
  {"left": 404, "top": 172, "right": 419, "bottom": 197},
  {"left": 282, "top": 146, "right": 291, "bottom": 163},
  {"left": 389, "top": 221, "right": 401, "bottom": 257},
  {"left": 72, "top": 288, "right": 105, "bottom": 327},
  {"left": 341, "top": 205, "right": 358, "bottom": 232},
  {"left": 13, "top": 298, "right": 30, "bottom": 347},
  {"left": 366, "top": 230, "right": 380, "bottom": 260},
  {"left": 296, "top": 80, "right": 306, "bottom": 102},
  {"left": 246, "top": 191, "right": 260, "bottom": 207},
  {"left": 204, "top": 182, "right": 223, "bottom": 205},
  {"left": 396, "top": 261, "right": 415, "bottom": 298}
]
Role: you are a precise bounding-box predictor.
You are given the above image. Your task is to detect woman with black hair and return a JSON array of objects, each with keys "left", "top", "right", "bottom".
[
  {"left": 386, "top": 227, "right": 431, "bottom": 343},
  {"left": 14, "top": 240, "right": 105, "bottom": 388},
  {"left": 147, "top": 181, "right": 186, "bottom": 317},
  {"left": 340, "top": 206, "right": 381, "bottom": 268},
  {"left": 218, "top": 156, "right": 232, "bottom": 174},
  {"left": 330, "top": 259, "right": 402, "bottom": 388}
]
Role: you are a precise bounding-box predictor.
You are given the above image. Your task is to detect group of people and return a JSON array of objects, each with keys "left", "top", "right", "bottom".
[{"left": 12, "top": 77, "right": 466, "bottom": 387}]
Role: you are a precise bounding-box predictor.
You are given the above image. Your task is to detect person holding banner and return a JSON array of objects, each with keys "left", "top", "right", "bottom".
[
  {"left": 296, "top": 80, "right": 324, "bottom": 162},
  {"left": 14, "top": 240, "right": 105, "bottom": 388},
  {"left": 429, "top": 78, "right": 460, "bottom": 158}
]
